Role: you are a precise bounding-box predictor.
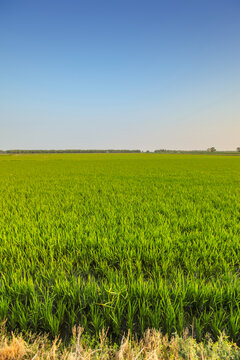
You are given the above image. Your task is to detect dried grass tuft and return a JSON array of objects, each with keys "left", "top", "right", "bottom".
[{"left": 0, "top": 324, "right": 239, "bottom": 359}]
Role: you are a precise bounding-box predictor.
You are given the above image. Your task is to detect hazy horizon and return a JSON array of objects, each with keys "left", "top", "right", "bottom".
[{"left": 1, "top": 0, "right": 240, "bottom": 151}]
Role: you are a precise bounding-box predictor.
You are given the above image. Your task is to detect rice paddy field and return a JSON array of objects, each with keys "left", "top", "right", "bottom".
[{"left": 0, "top": 154, "right": 239, "bottom": 343}]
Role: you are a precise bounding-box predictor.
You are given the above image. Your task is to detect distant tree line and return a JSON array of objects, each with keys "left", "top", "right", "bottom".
[
  {"left": 0, "top": 149, "right": 141, "bottom": 154},
  {"left": 154, "top": 149, "right": 212, "bottom": 154},
  {"left": 0, "top": 148, "right": 239, "bottom": 154},
  {"left": 155, "top": 148, "right": 240, "bottom": 154}
]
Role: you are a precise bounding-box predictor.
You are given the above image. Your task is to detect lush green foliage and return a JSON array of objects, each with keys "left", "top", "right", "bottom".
[{"left": 0, "top": 154, "right": 239, "bottom": 342}]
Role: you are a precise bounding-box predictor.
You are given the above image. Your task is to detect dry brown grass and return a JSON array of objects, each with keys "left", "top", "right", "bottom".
[
  {"left": 0, "top": 336, "right": 26, "bottom": 360},
  {"left": 0, "top": 324, "right": 239, "bottom": 360}
]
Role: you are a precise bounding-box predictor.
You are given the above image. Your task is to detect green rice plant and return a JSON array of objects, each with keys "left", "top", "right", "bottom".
[{"left": 0, "top": 153, "right": 239, "bottom": 343}]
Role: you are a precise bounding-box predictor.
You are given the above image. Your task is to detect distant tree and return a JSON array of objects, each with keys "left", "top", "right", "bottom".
[
  {"left": 207, "top": 147, "right": 216, "bottom": 152},
  {"left": 155, "top": 149, "right": 167, "bottom": 153},
  {"left": 237, "top": 147, "right": 240, "bottom": 152}
]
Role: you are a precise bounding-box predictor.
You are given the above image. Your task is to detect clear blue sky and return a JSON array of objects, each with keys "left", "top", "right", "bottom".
[{"left": 1, "top": 0, "right": 239, "bottom": 150}]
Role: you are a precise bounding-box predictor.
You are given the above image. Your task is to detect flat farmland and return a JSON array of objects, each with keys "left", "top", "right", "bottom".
[{"left": 0, "top": 154, "right": 239, "bottom": 342}]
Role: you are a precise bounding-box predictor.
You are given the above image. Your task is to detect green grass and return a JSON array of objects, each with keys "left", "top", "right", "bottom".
[{"left": 0, "top": 154, "right": 239, "bottom": 342}]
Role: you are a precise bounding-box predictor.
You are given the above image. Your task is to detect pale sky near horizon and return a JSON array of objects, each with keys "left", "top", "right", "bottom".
[{"left": 0, "top": 0, "right": 240, "bottom": 151}]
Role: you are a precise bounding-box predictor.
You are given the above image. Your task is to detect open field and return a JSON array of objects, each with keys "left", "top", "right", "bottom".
[{"left": 0, "top": 154, "right": 239, "bottom": 343}]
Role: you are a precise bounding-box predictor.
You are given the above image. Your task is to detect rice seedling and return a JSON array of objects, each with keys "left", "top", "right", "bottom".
[{"left": 0, "top": 154, "right": 239, "bottom": 343}]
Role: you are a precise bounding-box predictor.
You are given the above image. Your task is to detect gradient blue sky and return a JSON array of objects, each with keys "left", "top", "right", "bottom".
[{"left": 1, "top": 0, "right": 239, "bottom": 150}]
